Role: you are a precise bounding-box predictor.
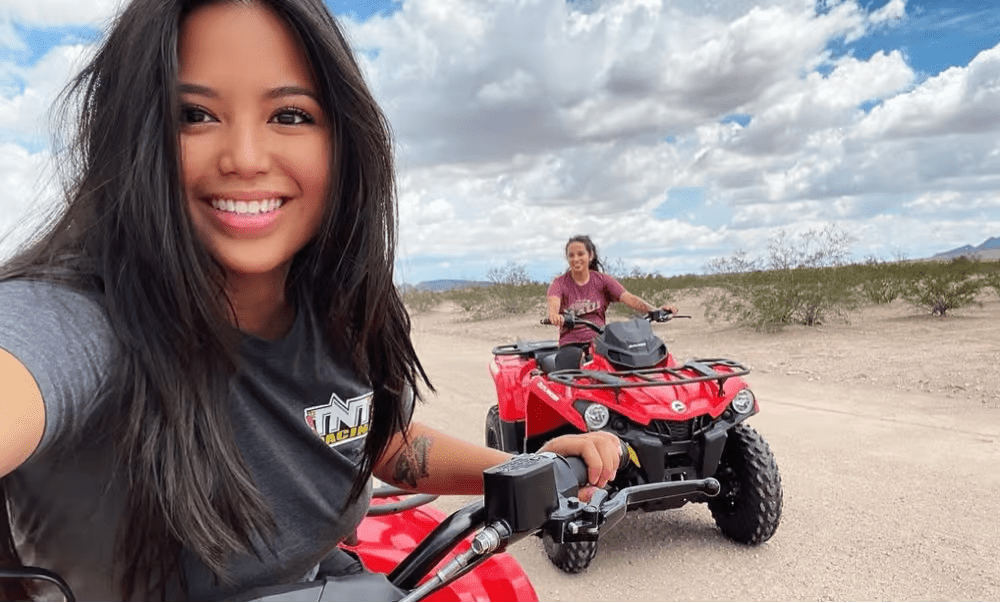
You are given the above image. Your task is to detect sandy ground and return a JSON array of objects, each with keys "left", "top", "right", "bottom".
[{"left": 406, "top": 293, "right": 1000, "bottom": 601}]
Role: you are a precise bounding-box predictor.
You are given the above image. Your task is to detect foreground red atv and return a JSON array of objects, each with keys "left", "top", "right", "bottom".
[
  {"left": 486, "top": 310, "right": 783, "bottom": 572},
  {"left": 3, "top": 452, "right": 723, "bottom": 601}
]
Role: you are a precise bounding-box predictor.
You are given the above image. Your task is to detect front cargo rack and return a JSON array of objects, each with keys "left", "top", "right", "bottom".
[{"left": 546, "top": 358, "right": 750, "bottom": 396}]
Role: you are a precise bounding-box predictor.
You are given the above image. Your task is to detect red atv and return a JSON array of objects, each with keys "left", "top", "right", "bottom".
[
  {"left": 486, "top": 310, "right": 783, "bottom": 572},
  {"left": 3, "top": 452, "right": 721, "bottom": 601}
]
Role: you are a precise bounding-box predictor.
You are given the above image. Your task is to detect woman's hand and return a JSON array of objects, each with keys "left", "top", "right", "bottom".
[
  {"left": 660, "top": 304, "right": 678, "bottom": 314},
  {"left": 538, "top": 431, "right": 622, "bottom": 501}
]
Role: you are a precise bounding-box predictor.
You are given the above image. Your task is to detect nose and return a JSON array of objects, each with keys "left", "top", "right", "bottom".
[{"left": 218, "top": 119, "right": 271, "bottom": 177}]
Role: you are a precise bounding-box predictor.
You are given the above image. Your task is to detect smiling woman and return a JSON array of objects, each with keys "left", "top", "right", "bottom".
[
  {"left": 178, "top": 2, "right": 332, "bottom": 337},
  {"left": 0, "top": 0, "right": 621, "bottom": 600}
]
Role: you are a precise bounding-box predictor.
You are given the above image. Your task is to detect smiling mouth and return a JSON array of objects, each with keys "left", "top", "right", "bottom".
[{"left": 210, "top": 198, "right": 285, "bottom": 215}]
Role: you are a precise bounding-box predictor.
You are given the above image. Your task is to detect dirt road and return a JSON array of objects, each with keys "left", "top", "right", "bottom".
[{"left": 408, "top": 299, "right": 1000, "bottom": 601}]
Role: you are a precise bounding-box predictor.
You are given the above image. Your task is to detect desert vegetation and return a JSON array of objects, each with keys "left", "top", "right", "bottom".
[{"left": 402, "top": 229, "right": 1000, "bottom": 330}]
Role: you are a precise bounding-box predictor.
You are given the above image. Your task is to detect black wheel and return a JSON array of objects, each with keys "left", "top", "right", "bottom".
[
  {"left": 707, "top": 423, "right": 782, "bottom": 544},
  {"left": 542, "top": 534, "right": 598, "bottom": 573},
  {"left": 485, "top": 405, "right": 502, "bottom": 450}
]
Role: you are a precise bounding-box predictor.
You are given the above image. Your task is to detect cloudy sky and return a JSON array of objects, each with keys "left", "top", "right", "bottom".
[{"left": 2, "top": 0, "right": 999, "bottom": 284}]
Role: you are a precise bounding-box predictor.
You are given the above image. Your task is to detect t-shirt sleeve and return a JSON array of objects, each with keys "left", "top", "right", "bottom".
[
  {"left": 0, "top": 280, "right": 115, "bottom": 460},
  {"left": 603, "top": 273, "right": 626, "bottom": 302},
  {"left": 546, "top": 275, "right": 564, "bottom": 299}
]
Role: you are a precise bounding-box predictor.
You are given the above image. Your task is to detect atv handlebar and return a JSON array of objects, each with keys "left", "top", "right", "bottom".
[
  {"left": 397, "top": 450, "right": 717, "bottom": 602},
  {"left": 541, "top": 309, "right": 690, "bottom": 333}
]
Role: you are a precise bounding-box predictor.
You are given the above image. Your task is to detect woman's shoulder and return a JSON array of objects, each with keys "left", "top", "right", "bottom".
[
  {"left": 0, "top": 278, "right": 117, "bottom": 460},
  {"left": 593, "top": 270, "right": 622, "bottom": 285},
  {"left": 0, "top": 278, "right": 108, "bottom": 326}
]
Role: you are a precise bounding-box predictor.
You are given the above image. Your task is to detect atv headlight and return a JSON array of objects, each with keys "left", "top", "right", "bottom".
[
  {"left": 731, "top": 388, "right": 755, "bottom": 415},
  {"left": 583, "top": 403, "right": 610, "bottom": 431}
]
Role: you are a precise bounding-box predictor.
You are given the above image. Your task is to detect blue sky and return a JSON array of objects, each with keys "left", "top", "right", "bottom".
[{"left": 2, "top": 0, "right": 999, "bottom": 284}]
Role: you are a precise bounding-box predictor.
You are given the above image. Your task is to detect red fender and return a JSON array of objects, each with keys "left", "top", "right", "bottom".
[{"left": 344, "top": 498, "right": 538, "bottom": 602}]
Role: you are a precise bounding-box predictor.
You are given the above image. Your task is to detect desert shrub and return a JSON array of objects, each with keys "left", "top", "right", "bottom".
[
  {"left": 984, "top": 272, "right": 1000, "bottom": 298},
  {"left": 661, "top": 273, "right": 710, "bottom": 291},
  {"left": 853, "top": 260, "right": 910, "bottom": 305},
  {"left": 609, "top": 274, "right": 674, "bottom": 317},
  {"left": 445, "top": 282, "right": 546, "bottom": 321},
  {"left": 704, "top": 267, "right": 859, "bottom": 332},
  {"left": 702, "top": 225, "right": 859, "bottom": 331},
  {"left": 902, "top": 258, "right": 984, "bottom": 316},
  {"left": 426, "top": 262, "right": 541, "bottom": 320},
  {"left": 402, "top": 289, "right": 442, "bottom": 314},
  {"left": 979, "top": 261, "right": 1000, "bottom": 298},
  {"left": 486, "top": 261, "right": 533, "bottom": 286}
]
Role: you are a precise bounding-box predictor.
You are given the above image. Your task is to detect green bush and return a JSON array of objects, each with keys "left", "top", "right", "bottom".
[
  {"left": 704, "top": 267, "right": 859, "bottom": 332},
  {"left": 401, "top": 289, "right": 442, "bottom": 314},
  {"left": 609, "top": 275, "right": 674, "bottom": 317},
  {"left": 853, "top": 261, "right": 910, "bottom": 305},
  {"left": 702, "top": 225, "right": 859, "bottom": 331},
  {"left": 902, "top": 258, "right": 984, "bottom": 316},
  {"left": 444, "top": 283, "right": 546, "bottom": 321},
  {"left": 982, "top": 268, "right": 1000, "bottom": 299}
]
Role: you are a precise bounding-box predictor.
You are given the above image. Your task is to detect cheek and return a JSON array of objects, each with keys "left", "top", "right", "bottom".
[
  {"left": 179, "top": 135, "right": 209, "bottom": 195},
  {"left": 292, "top": 138, "right": 332, "bottom": 195}
]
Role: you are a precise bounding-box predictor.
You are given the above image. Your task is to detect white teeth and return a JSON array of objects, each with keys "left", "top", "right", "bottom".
[{"left": 211, "top": 198, "right": 283, "bottom": 215}]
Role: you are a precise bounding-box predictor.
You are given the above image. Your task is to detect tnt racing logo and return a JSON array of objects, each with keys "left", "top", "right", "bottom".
[{"left": 304, "top": 392, "right": 372, "bottom": 448}]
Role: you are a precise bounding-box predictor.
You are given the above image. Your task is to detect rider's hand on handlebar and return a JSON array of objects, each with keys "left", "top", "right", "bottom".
[
  {"left": 538, "top": 432, "right": 622, "bottom": 502},
  {"left": 547, "top": 311, "right": 564, "bottom": 328}
]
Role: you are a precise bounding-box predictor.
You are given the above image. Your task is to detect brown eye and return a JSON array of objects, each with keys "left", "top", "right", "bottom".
[
  {"left": 181, "top": 105, "right": 215, "bottom": 124},
  {"left": 271, "top": 107, "right": 314, "bottom": 125}
]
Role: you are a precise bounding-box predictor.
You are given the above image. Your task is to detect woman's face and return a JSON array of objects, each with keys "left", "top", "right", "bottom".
[
  {"left": 566, "top": 241, "right": 592, "bottom": 273},
  {"left": 178, "top": 2, "right": 331, "bottom": 281}
]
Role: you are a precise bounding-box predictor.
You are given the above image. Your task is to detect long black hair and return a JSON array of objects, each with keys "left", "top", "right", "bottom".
[
  {"left": 0, "top": 0, "right": 427, "bottom": 597},
  {"left": 565, "top": 234, "right": 604, "bottom": 273}
]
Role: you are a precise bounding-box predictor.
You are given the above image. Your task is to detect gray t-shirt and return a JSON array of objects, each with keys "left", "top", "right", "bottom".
[{"left": 1, "top": 279, "right": 386, "bottom": 600}]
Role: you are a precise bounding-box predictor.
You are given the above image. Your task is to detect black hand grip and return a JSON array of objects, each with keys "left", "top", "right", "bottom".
[
  {"left": 546, "top": 455, "right": 588, "bottom": 499},
  {"left": 565, "top": 456, "right": 590, "bottom": 486}
]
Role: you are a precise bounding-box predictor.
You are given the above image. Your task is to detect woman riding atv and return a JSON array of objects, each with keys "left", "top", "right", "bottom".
[
  {"left": 0, "top": 1, "right": 621, "bottom": 600},
  {"left": 547, "top": 235, "right": 677, "bottom": 351}
]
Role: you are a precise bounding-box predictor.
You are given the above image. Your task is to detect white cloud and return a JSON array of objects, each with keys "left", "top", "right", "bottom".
[
  {"left": 0, "top": 143, "right": 60, "bottom": 260},
  {"left": 4, "top": 0, "right": 999, "bottom": 282},
  {"left": 4, "top": 0, "right": 122, "bottom": 27},
  {"left": 0, "top": 43, "right": 92, "bottom": 139},
  {"left": 870, "top": 0, "right": 906, "bottom": 25},
  {"left": 347, "top": 0, "right": 1000, "bottom": 279},
  {"left": 856, "top": 44, "right": 1000, "bottom": 139}
]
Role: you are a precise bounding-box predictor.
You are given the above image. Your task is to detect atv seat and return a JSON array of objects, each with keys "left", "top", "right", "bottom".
[{"left": 536, "top": 346, "right": 584, "bottom": 374}]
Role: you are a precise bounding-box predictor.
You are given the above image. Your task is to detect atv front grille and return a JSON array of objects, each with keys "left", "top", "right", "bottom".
[{"left": 645, "top": 415, "right": 709, "bottom": 443}]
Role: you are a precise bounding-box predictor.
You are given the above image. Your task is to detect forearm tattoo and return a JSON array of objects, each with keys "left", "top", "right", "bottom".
[{"left": 391, "top": 434, "right": 433, "bottom": 489}]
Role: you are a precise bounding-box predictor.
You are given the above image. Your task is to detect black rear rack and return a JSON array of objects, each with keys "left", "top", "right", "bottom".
[
  {"left": 546, "top": 358, "right": 750, "bottom": 396},
  {"left": 492, "top": 340, "right": 559, "bottom": 358}
]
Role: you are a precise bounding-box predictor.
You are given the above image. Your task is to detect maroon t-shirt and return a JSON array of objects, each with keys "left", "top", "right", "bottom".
[{"left": 547, "top": 271, "right": 626, "bottom": 345}]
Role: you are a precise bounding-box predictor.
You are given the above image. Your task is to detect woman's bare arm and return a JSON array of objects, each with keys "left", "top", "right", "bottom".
[
  {"left": 547, "top": 295, "right": 564, "bottom": 327},
  {"left": 372, "top": 421, "right": 621, "bottom": 495},
  {"left": 372, "top": 422, "right": 510, "bottom": 494},
  {"left": 620, "top": 291, "right": 676, "bottom": 315},
  {"left": 0, "top": 349, "right": 45, "bottom": 476}
]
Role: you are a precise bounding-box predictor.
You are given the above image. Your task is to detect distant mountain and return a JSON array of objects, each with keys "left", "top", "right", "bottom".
[
  {"left": 932, "top": 237, "right": 1000, "bottom": 260},
  {"left": 407, "top": 279, "right": 492, "bottom": 292}
]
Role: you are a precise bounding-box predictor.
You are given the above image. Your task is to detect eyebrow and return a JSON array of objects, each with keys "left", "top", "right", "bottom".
[{"left": 177, "top": 83, "right": 319, "bottom": 102}]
